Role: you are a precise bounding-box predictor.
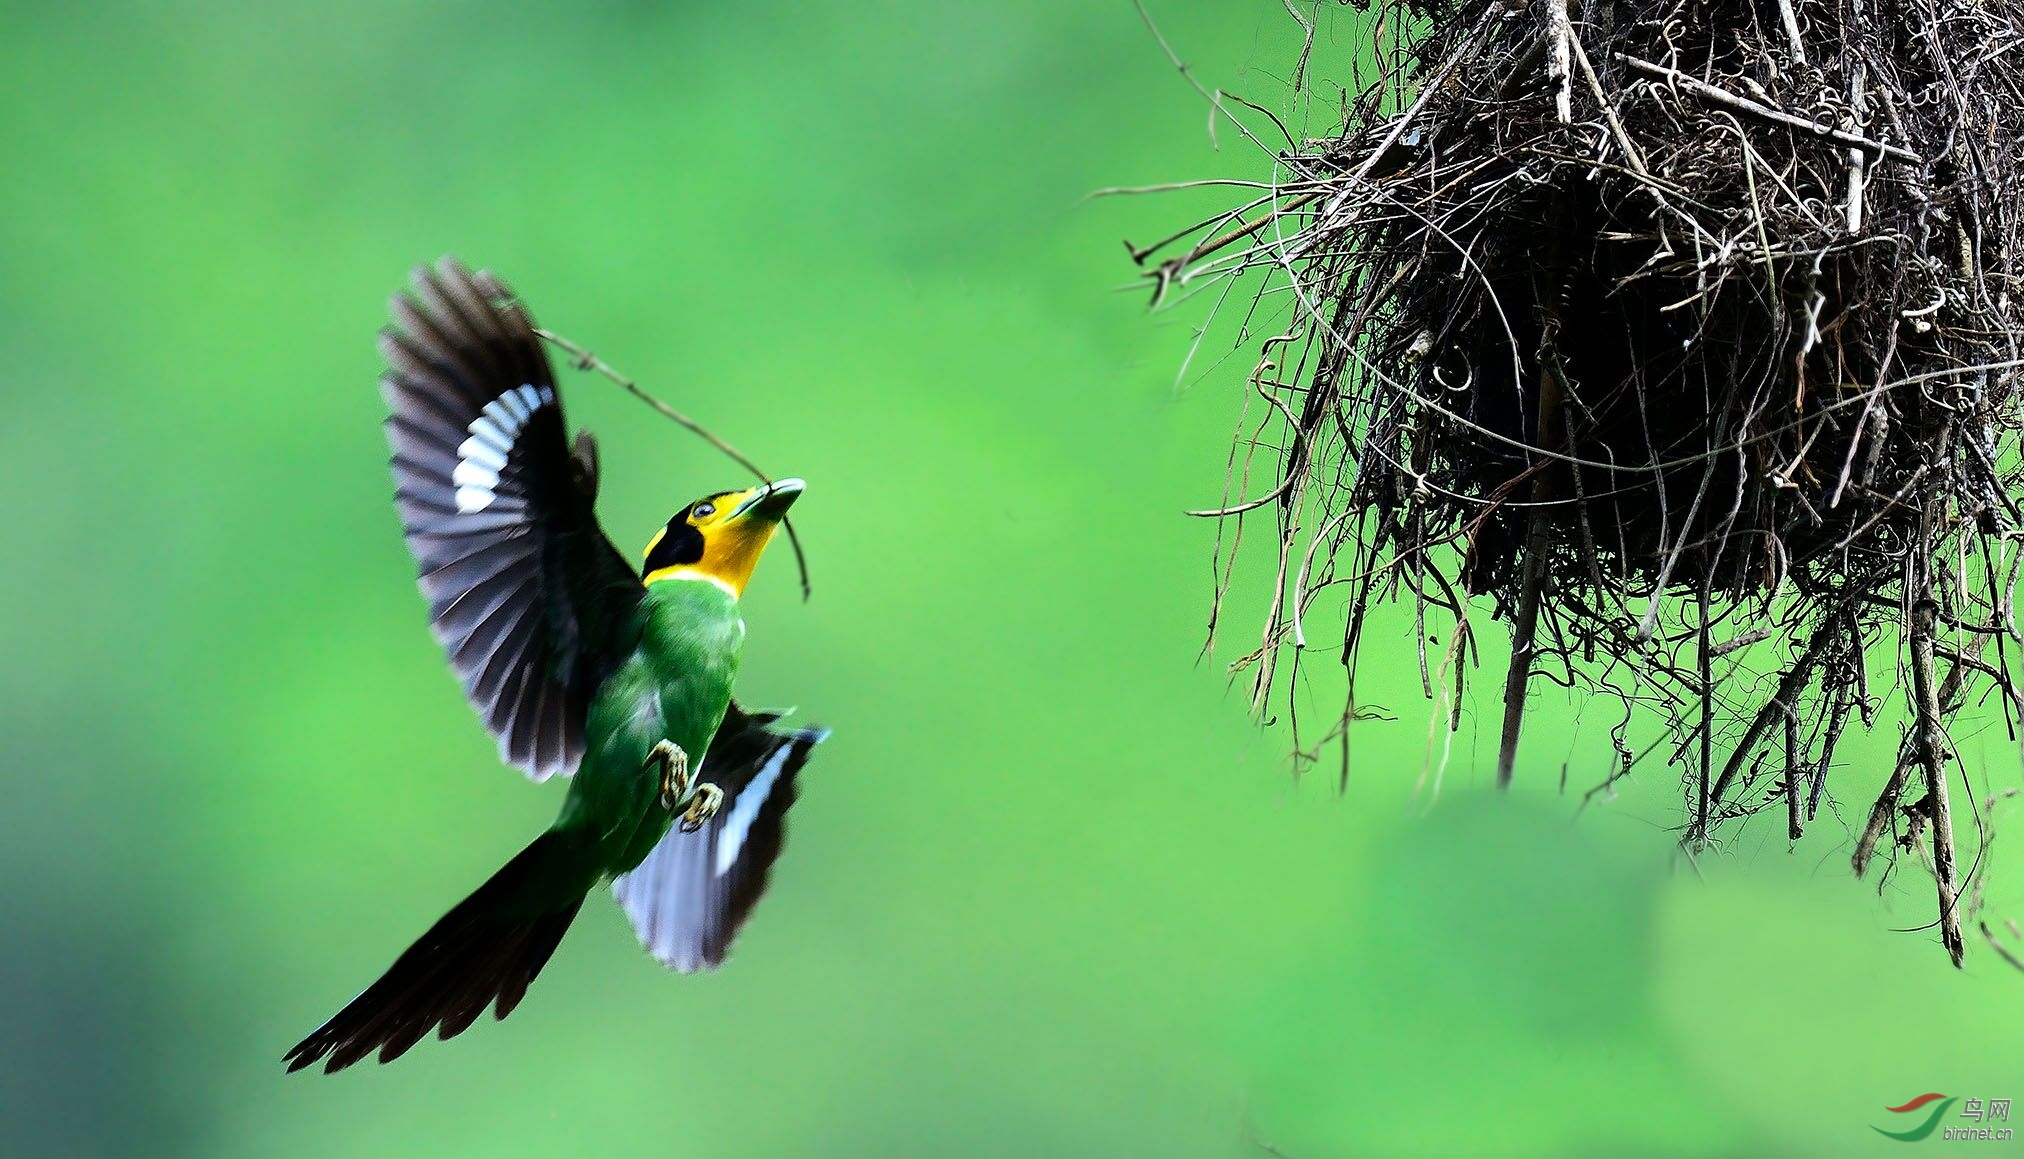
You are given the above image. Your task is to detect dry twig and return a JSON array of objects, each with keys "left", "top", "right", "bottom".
[{"left": 535, "top": 327, "right": 813, "bottom": 600}]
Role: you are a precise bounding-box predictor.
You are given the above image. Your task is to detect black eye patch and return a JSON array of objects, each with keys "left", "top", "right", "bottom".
[{"left": 642, "top": 518, "right": 706, "bottom": 575}]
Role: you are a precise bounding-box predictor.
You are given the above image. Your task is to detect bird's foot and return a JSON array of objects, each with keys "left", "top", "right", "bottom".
[
  {"left": 648, "top": 740, "right": 692, "bottom": 813},
  {"left": 679, "top": 783, "right": 724, "bottom": 834},
  {"left": 648, "top": 739, "right": 723, "bottom": 830}
]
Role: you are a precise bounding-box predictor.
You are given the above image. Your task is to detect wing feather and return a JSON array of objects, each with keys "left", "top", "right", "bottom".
[
  {"left": 471, "top": 614, "right": 542, "bottom": 711},
  {"left": 380, "top": 256, "right": 645, "bottom": 781}
]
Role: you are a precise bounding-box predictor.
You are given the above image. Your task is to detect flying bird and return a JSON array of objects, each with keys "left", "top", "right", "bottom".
[{"left": 285, "top": 257, "right": 823, "bottom": 1074}]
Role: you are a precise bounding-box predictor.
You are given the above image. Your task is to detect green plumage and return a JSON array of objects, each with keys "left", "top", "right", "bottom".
[{"left": 564, "top": 579, "right": 743, "bottom": 871}]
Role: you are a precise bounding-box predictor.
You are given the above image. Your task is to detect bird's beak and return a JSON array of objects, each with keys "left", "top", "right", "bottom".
[{"left": 727, "top": 477, "right": 804, "bottom": 525}]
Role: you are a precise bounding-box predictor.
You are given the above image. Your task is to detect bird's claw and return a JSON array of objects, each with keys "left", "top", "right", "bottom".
[
  {"left": 679, "top": 782, "right": 724, "bottom": 834},
  {"left": 649, "top": 739, "right": 723, "bottom": 830},
  {"left": 648, "top": 740, "right": 692, "bottom": 813}
]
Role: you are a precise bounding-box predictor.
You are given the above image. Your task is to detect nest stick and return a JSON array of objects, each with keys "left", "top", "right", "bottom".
[
  {"left": 1567, "top": 28, "right": 1649, "bottom": 177},
  {"left": 1774, "top": 0, "right": 1808, "bottom": 65},
  {"left": 1845, "top": 58, "right": 1869, "bottom": 232},
  {"left": 1694, "top": 582, "right": 1714, "bottom": 841},
  {"left": 1811, "top": 668, "right": 1852, "bottom": 820},
  {"left": 1852, "top": 633, "right": 1977, "bottom": 877},
  {"left": 1852, "top": 756, "right": 1911, "bottom": 879},
  {"left": 1616, "top": 54, "right": 1921, "bottom": 163},
  {"left": 1784, "top": 703, "right": 1805, "bottom": 840},
  {"left": 1981, "top": 923, "right": 2024, "bottom": 972},
  {"left": 1546, "top": 0, "right": 1574, "bottom": 124},
  {"left": 1907, "top": 600, "right": 1966, "bottom": 965},
  {"left": 1708, "top": 613, "right": 1839, "bottom": 809},
  {"left": 1496, "top": 209, "right": 1572, "bottom": 789},
  {"left": 1496, "top": 373, "right": 1560, "bottom": 788}
]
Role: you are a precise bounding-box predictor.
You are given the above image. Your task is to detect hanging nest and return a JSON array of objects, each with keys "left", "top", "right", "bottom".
[{"left": 1129, "top": 0, "right": 2024, "bottom": 964}]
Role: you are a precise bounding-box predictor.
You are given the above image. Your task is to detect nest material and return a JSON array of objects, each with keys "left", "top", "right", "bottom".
[{"left": 1137, "top": 0, "right": 2024, "bottom": 963}]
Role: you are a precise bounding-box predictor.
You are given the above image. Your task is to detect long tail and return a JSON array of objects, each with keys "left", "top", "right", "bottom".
[{"left": 284, "top": 829, "right": 599, "bottom": 1074}]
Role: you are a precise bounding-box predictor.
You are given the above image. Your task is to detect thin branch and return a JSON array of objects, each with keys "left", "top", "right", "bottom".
[
  {"left": 1907, "top": 600, "right": 1966, "bottom": 966},
  {"left": 1617, "top": 54, "right": 1922, "bottom": 163},
  {"left": 535, "top": 327, "right": 813, "bottom": 601}
]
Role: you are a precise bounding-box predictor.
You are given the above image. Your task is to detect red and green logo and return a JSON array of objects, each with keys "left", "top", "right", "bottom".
[{"left": 1874, "top": 1093, "right": 1958, "bottom": 1142}]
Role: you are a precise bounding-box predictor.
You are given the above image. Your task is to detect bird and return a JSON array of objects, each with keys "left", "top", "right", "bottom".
[{"left": 284, "top": 257, "right": 825, "bottom": 1074}]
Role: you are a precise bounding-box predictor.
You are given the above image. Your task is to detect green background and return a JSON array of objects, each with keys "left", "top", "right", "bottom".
[{"left": 3, "top": 3, "right": 2019, "bottom": 1155}]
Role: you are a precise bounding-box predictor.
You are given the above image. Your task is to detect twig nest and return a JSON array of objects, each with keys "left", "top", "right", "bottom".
[{"left": 1141, "top": 0, "right": 2024, "bottom": 964}]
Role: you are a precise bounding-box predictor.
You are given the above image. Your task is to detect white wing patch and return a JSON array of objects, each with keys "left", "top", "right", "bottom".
[
  {"left": 454, "top": 384, "right": 556, "bottom": 513},
  {"left": 714, "top": 744, "right": 795, "bottom": 877}
]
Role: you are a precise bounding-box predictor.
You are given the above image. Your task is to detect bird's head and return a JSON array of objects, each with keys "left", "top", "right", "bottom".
[{"left": 641, "top": 478, "right": 803, "bottom": 597}]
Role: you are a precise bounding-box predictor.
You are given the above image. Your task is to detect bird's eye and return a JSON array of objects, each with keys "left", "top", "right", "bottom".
[{"left": 691, "top": 502, "right": 716, "bottom": 520}]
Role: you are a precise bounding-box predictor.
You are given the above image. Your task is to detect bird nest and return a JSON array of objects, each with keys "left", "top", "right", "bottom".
[{"left": 1130, "top": 0, "right": 2024, "bottom": 963}]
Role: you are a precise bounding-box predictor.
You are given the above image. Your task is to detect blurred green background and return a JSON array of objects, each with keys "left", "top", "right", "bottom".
[{"left": 2, "top": 3, "right": 2019, "bottom": 1155}]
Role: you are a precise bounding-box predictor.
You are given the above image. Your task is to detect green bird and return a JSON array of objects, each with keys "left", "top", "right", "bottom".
[{"left": 284, "top": 258, "right": 824, "bottom": 1074}]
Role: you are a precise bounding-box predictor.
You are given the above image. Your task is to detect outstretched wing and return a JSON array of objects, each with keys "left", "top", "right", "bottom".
[
  {"left": 380, "top": 256, "right": 645, "bottom": 781},
  {"left": 611, "top": 703, "right": 826, "bottom": 971}
]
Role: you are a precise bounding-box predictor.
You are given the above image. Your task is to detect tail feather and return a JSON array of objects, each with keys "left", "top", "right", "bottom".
[
  {"left": 611, "top": 711, "right": 825, "bottom": 972},
  {"left": 284, "top": 830, "right": 595, "bottom": 1074}
]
